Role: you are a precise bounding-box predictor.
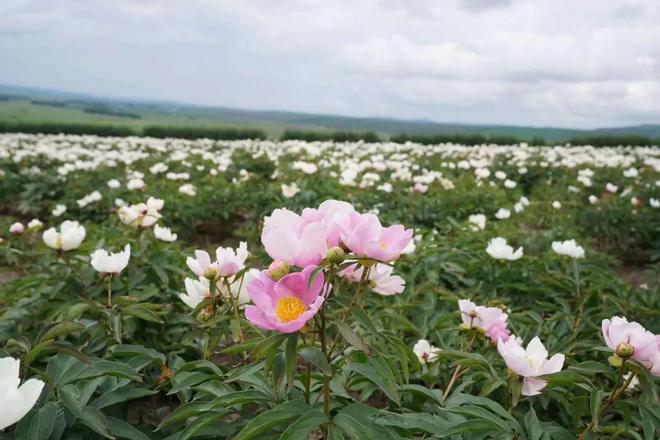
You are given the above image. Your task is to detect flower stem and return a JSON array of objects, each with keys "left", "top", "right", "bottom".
[
  {"left": 319, "top": 304, "right": 331, "bottom": 433},
  {"left": 107, "top": 276, "right": 113, "bottom": 308},
  {"left": 443, "top": 331, "right": 477, "bottom": 400},
  {"left": 578, "top": 364, "right": 634, "bottom": 439}
]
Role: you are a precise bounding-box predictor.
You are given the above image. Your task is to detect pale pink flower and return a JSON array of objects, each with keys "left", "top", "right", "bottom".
[
  {"left": 341, "top": 213, "right": 413, "bottom": 262},
  {"left": 339, "top": 263, "right": 405, "bottom": 296},
  {"left": 497, "top": 336, "right": 565, "bottom": 396},
  {"left": 261, "top": 208, "right": 328, "bottom": 267},
  {"left": 215, "top": 242, "right": 249, "bottom": 277},
  {"left": 459, "top": 299, "right": 511, "bottom": 343},
  {"left": 602, "top": 317, "right": 659, "bottom": 370}
]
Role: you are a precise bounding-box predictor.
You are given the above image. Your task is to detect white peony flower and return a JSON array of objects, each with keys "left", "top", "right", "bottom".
[
  {"left": 413, "top": 339, "right": 441, "bottom": 364},
  {"left": 468, "top": 214, "right": 486, "bottom": 231},
  {"left": 42, "top": 220, "right": 86, "bottom": 251},
  {"left": 0, "top": 357, "right": 45, "bottom": 430},
  {"left": 552, "top": 201, "right": 562, "bottom": 209},
  {"left": 551, "top": 239, "right": 585, "bottom": 259},
  {"left": 281, "top": 183, "right": 300, "bottom": 198},
  {"left": 154, "top": 224, "right": 177, "bottom": 242},
  {"left": 127, "top": 178, "right": 145, "bottom": 191},
  {"left": 90, "top": 244, "right": 131, "bottom": 274},
  {"left": 107, "top": 179, "right": 121, "bottom": 189},
  {"left": 486, "top": 237, "right": 523, "bottom": 261},
  {"left": 495, "top": 208, "right": 511, "bottom": 220},
  {"left": 605, "top": 183, "right": 618, "bottom": 193},
  {"left": 52, "top": 204, "right": 67, "bottom": 217}
]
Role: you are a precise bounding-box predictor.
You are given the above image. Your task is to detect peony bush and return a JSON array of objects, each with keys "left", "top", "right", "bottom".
[{"left": 0, "top": 134, "right": 658, "bottom": 439}]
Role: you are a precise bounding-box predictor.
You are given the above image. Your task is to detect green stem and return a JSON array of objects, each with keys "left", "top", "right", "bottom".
[
  {"left": 106, "top": 276, "right": 113, "bottom": 308},
  {"left": 443, "top": 331, "right": 477, "bottom": 400},
  {"left": 320, "top": 304, "right": 331, "bottom": 433},
  {"left": 578, "top": 365, "right": 634, "bottom": 439}
]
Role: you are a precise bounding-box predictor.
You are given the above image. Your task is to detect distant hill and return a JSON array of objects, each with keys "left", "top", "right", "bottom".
[{"left": 0, "top": 84, "right": 658, "bottom": 142}]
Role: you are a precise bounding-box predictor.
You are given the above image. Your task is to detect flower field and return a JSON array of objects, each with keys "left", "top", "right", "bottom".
[{"left": 0, "top": 133, "right": 659, "bottom": 439}]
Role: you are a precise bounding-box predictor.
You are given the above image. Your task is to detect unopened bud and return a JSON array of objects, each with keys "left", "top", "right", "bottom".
[
  {"left": 615, "top": 342, "right": 634, "bottom": 358},
  {"left": 196, "top": 307, "right": 213, "bottom": 322},
  {"left": 268, "top": 260, "right": 290, "bottom": 281},
  {"left": 327, "top": 246, "right": 346, "bottom": 264},
  {"left": 204, "top": 267, "right": 218, "bottom": 281}
]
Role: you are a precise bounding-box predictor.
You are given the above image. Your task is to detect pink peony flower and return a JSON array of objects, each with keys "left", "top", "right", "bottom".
[
  {"left": 602, "top": 317, "right": 660, "bottom": 372},
  {"left": 317, "top": 200, "right": 357, "bottom": 247},
  {"left": 341, "top": 213, "right": 413, "bottom": 262},
  {"left": 339, "top": 263, "right": 405, "bottom": 295},
  {"left": 497, "top": 336, "right": 565, "bottom": 396},
  {"left": 261, "top": 208, "right": 328, "bottom": 267},
  {"left": 458, "top": 299, "right": 511, "bottom": 343},
  {"left": 245, "top": 266, "right": 325, "bottom": 333},
  {"left": 186, "top": 250, "right": 218, "bottom": 278},
  {"left": 215, "top": 242, "right": 249, "bottom": 277}
]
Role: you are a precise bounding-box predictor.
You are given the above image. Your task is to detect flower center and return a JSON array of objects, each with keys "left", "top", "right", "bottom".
[
  {"left": 55, "top": 234, "right": 63, "bottom": 249},
  {"left": 276, "top": 296, "right": 306, "bottom": 322},
  {"left": 379, "top": 242, "right": 388, "bottom": 249}
]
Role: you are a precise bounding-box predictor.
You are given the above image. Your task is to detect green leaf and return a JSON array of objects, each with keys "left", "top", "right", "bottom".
[
  {"left": 285, "top": 333, "right": 299, "bottom": 390},
  {"left": 37, "top": 321, "right": 84, "bottom": 343},
  {"left": 345, "top": 358, "right": 399, "bottom": 405},
  {"left": 122, "top": 304, "right": 163, "bottom": 323},
  {"left": 14, "top": 402, "right": 57, "bottom": 440},
  {"left": 233, "top": 399, "right": 310, "bottom": 440},
  {"left": 299, "top": 346, "right": 332, "bottom": 376},
  {"left": 524, "top": 407, "right": 549, "bottom": 440},
  {"left": 91, "top": 387, "right": 157, "bottom": 409},
  {"left": 168, "top": 371, "right": 211, "bottom": 395},
  {"left": 335, "top": 321, "right": 368, "bottom": 353},
  {"left": 280, "top": 407, "right": 328, "bottom": 440},
  {"left": 66, "top": 360, "right": 141, "bottom": 383},
  {"left": 107, "top": 417, "right": 150, "bottom": 440},
  {"left": 589, "top": 388, "right": 604, "bottom": 430}
]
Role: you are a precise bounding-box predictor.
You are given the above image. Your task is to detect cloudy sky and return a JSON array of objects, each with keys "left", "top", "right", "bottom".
[{"left": 1, "top": 0, "right": 659, "bottom": 128}]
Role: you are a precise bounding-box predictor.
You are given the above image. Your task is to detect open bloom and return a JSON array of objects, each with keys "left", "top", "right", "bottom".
[
  {"left": 215, "top": 242, "right": 249, "bottom": 277},
  {"left": 179, "top": 269, "right": 257, "bottom": 310},
  {"left": 341, "top": 213, "right": 413, "bottom": 262},
  {"left": 339, "top": 263, "right": 405, "bottom": 296},
  {"left": 245, "top": 266, "right": 325, "bottom": 333},
  {"left": 497, "top": 336, "right": 565, "bottom": 396},
  {"left": 552, "top": 239, "right": 585, "bottom": 258},
  {"left": 486, "top": 237, "right": 523, "bottom": 261},
  {"left": 495, "top": 208, "right": 511, "bottom": 220},
  {"left": 281, "top": 183, "right": 300, "bottom": 198},
  {"left": 154, "top": 224, "right": 177, "bottom": 242},
  {"left": 187, "top": 250, "right": 217, "bottom": 278},
  {"left": 602, "top": 317, "right": 660, "bottom": 375},
  {"left": 90, "top": 244, "right": 131, "bottom": 274},
  {"left": 0, "top": 357, "right": 45, "bottom": 430},
  {"left": 468, "top": 214, "right": 486, "bottom": 231},
  {"left": 459, "top": 299, "right": 511, "bottom": 342},
  {"left": 413, "top": 339, "right": 441, "bottom": 364},
  {"left": 118, "top": 197, "right": 163, "bottom": 228},
  {"left": 42, "top": 220, "right": 86, "bottom": 251},
  {"left": 262, "top": 208, "right": 329, "bottom": 267}
]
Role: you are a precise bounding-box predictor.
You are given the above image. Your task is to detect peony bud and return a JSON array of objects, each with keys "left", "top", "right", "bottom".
[
  {"left": 615, "top": 342, "right": 634, "bottom": 358},
  {"left": 327, "top": 246, "right": 346, "bottom": 264},
  {"left": 204, "top": 267, "right": 219, "bottom": 281},
  {"left": 268, "top": 260, "right": 290, "bottom": 281},
  {"left": 197, "top": 307, "right": 213, "bottom": 322}
]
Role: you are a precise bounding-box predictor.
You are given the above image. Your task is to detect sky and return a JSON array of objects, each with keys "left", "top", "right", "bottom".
[{"left": 1, "top": 0, "right": 659, "bottom": 129}]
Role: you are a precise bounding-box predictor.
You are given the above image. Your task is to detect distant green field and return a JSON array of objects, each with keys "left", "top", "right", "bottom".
[{"left": 1, "top": 84, "right": 660, "bottom": 142}]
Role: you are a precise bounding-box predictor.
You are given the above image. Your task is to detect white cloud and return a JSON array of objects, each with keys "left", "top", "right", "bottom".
[{"left": 0, "top": 0, "right": 658, "bottom": 128}]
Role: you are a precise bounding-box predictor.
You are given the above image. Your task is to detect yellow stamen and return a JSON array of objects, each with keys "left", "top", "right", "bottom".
[
  {"left": 275, "top": 296, "right": 306, "bottom": 322},
  {"left": 379, "top": 242, "right": 388, "bottom": 249},
  {"left": 55, "top": 234, "right": 63, "bottom": 249}
]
